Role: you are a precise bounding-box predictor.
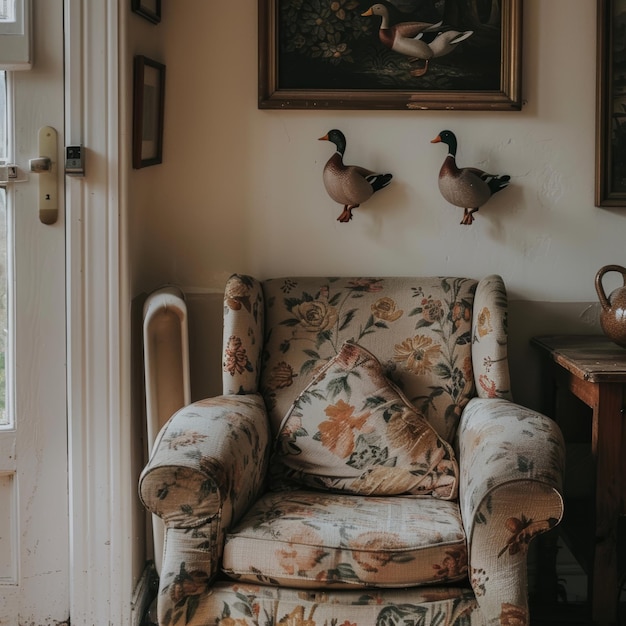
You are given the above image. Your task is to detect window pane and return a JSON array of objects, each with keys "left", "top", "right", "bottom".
[
  {"left": 0, "top": 1, "right": 15, "bottom": 23},
  {"left": 0, "top": 70, "right": 7, "bottom": 425},
  {"left": 0, "top": 71, "right": 5, "bottom": 160},
  {"left": 0, "top": 187, "right": 6, "bottom": 426}
]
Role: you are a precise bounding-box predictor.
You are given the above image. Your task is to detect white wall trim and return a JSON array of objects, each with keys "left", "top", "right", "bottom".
[{"left": 65, "top": 0, "right": 131, "bottom": 624}]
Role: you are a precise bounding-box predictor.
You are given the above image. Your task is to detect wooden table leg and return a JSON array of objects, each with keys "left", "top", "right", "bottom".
[{"left": 590, "top": 383, "right": 623, "bottom": 625}]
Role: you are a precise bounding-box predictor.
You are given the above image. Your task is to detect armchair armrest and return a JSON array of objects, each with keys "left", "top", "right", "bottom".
[
  {"left": 139, "top": 393, "right": 270, "bottom": 530},
  {"left": 139, "top": 394, "right": 270, "bottom": 625},
  {"left": 456, "top": 397, "right": 565, "bottom": 625},
  {"left": 457, "top": 397, "right": 565, "bottom": 537}
]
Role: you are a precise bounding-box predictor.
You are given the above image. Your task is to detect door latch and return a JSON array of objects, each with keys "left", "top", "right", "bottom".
[{"left": 0, "top": 164, "right": 24, "bottom": 183}]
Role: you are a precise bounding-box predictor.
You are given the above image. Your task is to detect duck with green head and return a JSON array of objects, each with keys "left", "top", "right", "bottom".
[
  {"left": 432, "top": 129, "right": 510, "bottom": 225},
  {"left": 319, "top": 129, "right": 392, "bottom": 223}
]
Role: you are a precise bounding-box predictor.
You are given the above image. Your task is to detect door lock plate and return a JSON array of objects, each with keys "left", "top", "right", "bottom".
[{"left": 32, "top": 126, "right": 58, "bottom": 225}]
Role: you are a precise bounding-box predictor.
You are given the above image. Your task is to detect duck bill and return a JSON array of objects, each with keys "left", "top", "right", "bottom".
[
  {"left": 361, "top": 7, "right": 373, "bottom": 16},
  {"left": 431, "top": 136, "right": 442, "bottom": 143},
  {"left": 318, "top": 134, "right": 329, "bottom": 141}
]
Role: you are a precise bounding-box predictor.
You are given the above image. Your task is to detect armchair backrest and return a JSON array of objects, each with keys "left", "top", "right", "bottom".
[{"left": 223, "top": 275, "right": 511, "bottom": 442}]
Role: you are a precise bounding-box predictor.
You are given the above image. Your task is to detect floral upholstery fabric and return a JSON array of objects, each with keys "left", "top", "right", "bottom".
[
  {"left": 273, "top": 341, "right": 458, "bottom": 498},
  {"left": 471, "top": 276, "right": 512, "bottom": 401},
  {"left": 223, "top": 490, "right": 467, "bottom": 588},
  {"left": 139, "top": 394, "right": 270, "bottom": 578},
  {"left": 456, "top": 398, "right": 565, "bottom": 623},
  {"left": 166, "top": 580, "right": 483, "bottom": 626},
  {"left": 223, "top": 275, "right": 265, "bottom": 395},
  {"left": 225, "top": 276, "right": 481, "bottom": 442},
  {"left": 456, "top": 397, "right": 564, "bottom": 542},
  {"left": 139, "top": 274, "right": 566, "bottom": 626}
]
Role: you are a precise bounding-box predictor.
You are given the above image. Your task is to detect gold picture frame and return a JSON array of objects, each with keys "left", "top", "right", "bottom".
[{"left": 259, "top": 0, "right": 522, "bottom": 111}]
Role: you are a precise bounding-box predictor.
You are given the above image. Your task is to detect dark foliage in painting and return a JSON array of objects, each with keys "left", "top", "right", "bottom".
[
  {"left": 278, "top": 0, "right": 503, "bottom": 91},
  {"left": 611, "top": 7, "right": 626, "bottom": 192}
]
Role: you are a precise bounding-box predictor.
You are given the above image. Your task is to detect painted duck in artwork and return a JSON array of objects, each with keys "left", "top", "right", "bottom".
[
  {"left": 426, "top": 29, "right": 474, "bottom": 58},
  {"left": 319, "top": 129, "right": 392, "bottom": 223},
  {"left": 361, "top": 2, "right": 472, "bottom": 76},
  {"left": 431, "top": 130, "right": 510, "bottom": 225}
]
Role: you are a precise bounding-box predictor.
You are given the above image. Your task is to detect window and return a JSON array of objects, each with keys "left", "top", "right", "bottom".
[
  {"left": 0, "top": 1, "right": 29, "bottom": 69},
  {"left": 0, "top": 1, "right": 15, "bottom": 23},
  {"left": 0, "top": 71, "right": 8, "bottom": 426}
]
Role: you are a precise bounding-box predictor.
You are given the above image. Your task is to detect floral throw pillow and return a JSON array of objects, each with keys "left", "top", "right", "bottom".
[{"left": 272, "top": 342, "right": 459, "bottom": 499}]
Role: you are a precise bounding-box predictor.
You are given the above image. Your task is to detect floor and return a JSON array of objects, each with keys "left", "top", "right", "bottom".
[{"left": 530, "top": 602, "right": 591, "bottom": 625}]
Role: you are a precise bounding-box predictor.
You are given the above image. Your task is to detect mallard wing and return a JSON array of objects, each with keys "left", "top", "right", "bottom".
[
  {"left": 438, "top": 167, "right": 491, "bottom": 209},
  {"left": 323, "top": 162, "right": 376, "bottom": 206}
]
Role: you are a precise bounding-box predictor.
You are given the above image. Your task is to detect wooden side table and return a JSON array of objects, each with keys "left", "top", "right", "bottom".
[{"left": 531, "top": 335, "right": 626, "bottom": 626}]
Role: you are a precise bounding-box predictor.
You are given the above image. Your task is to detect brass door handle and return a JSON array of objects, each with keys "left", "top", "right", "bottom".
[{"left": 29, "top": 126, "right": 58, "bottom": 225}]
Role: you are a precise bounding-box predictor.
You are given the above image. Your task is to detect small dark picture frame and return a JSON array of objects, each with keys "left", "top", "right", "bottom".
[
  {"left": 131, "top": 0, "right": 161, "bottom": 24},
  {"left": 133, "top": 55, "right": 165, "bottom": 169},
  {"left": 595, "top": 0, "right": 626, "bottom": 206}
]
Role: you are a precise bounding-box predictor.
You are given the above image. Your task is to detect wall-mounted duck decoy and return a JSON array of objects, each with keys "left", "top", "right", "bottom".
[
  {"left": 361, "top": 2, "right": 472, "bottom": 76},
  {"left": 319, "top": 129, "right": 392, "bottom": 223},
  {"left": 431, "top": 129, "right": 510, "bottom": 225}
]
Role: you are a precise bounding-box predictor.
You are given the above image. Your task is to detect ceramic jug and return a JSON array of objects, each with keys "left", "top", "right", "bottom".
[{"left": 595, "top": 264, "right": 626, "bottom": 348}]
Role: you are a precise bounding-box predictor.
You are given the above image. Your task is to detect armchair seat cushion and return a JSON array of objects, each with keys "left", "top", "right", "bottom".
[{"left": 222, "top": 490, "right": 467, "bottom": 589}]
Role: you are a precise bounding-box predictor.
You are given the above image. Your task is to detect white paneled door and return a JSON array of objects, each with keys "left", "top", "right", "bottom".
[{"left": 0, "top": 0, "right": 68, "bottom": 624}]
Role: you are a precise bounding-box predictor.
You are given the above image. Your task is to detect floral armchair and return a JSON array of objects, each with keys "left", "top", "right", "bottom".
[{"left": 139, "top": 275, "right": 565, "bottom": 626}]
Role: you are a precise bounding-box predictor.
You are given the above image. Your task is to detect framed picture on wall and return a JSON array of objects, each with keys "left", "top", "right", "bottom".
[
  {"left": 132, "top": 55, "right": 165, "bottom": 169},
  {"left": 259, "top": 0, "right": 522, "bottom": 110},
  {"left": 131, "top": 0, "right": 161, "bottom": 24},
  {"left": 596, "top": 0, "right": 626, "bottom": 206}
]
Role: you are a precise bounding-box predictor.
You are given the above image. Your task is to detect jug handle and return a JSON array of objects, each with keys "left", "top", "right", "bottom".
[{"left": 595, "top": 264, "right": 626, "bottom": 312}]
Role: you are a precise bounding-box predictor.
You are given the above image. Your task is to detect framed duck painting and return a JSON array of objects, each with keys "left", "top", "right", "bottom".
[
  {"left": 258, "top": 0, "right": 522, "bottom": 110},
  {"left": 596, "top": 0, "right": 626, "bottom": 206}
]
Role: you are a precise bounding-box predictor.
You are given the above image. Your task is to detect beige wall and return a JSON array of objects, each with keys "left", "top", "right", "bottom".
[{"left": 128, "top": 0, "right": 618, "bottom": 406}]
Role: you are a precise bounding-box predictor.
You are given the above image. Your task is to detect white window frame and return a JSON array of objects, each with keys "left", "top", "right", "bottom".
[{"left": 0, "top": 0, "right": 31, "bottom": 70}]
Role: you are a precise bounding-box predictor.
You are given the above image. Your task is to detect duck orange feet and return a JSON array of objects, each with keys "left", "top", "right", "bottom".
[
  {"left": 410, "top": 59, "right": 429, "bottom": 77},
  {"left": 460, "top": 208, "right": 479, "bottom": 225},
  {"left": 337, "top": 205, "right": 356, "bottom": 222}
]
